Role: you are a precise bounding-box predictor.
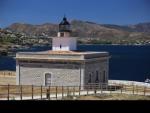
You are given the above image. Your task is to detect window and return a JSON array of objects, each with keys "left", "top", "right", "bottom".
[
  {"left": 88, "top": 73, "right": 92, "bottom": 84},
  {"left": 95, "top": 71, "right": 99, "bottom": 83},
  {"left": 60, "top": 44, "right": 62, "bottom": 49},
  {"left": 60, "top": 33, "right": 64, "bottom": 37},
  {"left": 103, "top": 71, "right": 106, "bottom": 83}
]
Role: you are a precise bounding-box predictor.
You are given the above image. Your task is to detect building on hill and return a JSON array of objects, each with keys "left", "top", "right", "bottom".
[{"left": 16, "top": 16, "right": 110, "bottom": 87}]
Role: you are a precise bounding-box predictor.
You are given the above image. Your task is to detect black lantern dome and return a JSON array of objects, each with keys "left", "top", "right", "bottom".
[{"left": 59, "top": 16, "right": 71, "bottom": 32}]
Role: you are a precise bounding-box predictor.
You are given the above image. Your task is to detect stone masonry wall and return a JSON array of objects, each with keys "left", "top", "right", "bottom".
[
  {"left": 84, "top": 59, "right": 109, "bottom": 85},
  {"left": 19, "top": 62, "right": 81, "bottom": 86},
  {"left": 16, "top": 54, "right": 109, "bottom": 87}
]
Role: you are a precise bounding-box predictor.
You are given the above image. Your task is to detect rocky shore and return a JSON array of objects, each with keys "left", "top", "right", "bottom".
[{"left": 109, "top": 80, "right": 150, "bottom": 88}]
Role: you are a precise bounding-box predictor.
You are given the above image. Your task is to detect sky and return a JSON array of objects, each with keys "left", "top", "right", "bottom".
[{"left": 0, "top": 0, "right": 150, "bottom": 28}]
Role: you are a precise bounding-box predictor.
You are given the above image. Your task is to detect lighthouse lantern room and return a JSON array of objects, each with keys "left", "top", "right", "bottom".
[{"left": 52, "top": 16, "right": 77, "bottom": 51}]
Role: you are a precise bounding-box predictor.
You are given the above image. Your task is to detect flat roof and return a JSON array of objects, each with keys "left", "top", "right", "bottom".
[
  {"left": 17, "top": 50, "right": 108, "bottom": 55},
  {"left": 16, "top": 50, "right": 110, "bottom": 61}
]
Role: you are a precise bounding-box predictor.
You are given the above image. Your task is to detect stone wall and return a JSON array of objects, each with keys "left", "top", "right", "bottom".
[
  {"left": 84, "top": 59, "right": 109, "bottom": 85},
  {"left": 16, "top": 52, "right": 109, "bottom": 86},
  {"left": 18, "top": 62, "right": 81, "bottom": 86}
]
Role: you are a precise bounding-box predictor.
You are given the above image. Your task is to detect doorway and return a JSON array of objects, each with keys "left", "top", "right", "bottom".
[{"left": 45, "top": 73, "right": 51, "bottom": 86}]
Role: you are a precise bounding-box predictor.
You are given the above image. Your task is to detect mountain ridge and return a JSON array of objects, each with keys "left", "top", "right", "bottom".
[
  {"left": 5, "top": 20, "right": 150, "bottom": 35},
  {"left": 3, "top": 20, "right": 150, "bottom": 44}
]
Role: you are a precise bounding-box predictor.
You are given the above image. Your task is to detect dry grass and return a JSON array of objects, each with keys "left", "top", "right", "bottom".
[
  {"left": 0, "top": 76, "right": 150, "bottom": 100},
  {"left": 0, "top": 76, "right": 16, "bottom": 85},
  {"left": 0, "top": 85, "right": 80, "bottom": 98},
  {"left": 75, "top": 94, "right": 150, "bottom": 100},
  {"left": 0, "top": 71, "right": 16, "bottom": 85}
]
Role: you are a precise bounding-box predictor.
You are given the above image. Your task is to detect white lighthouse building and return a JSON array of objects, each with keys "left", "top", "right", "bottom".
[
  {"left": 16, "top": 16, "right": 110, "bottom": 87},
  {"left": 52, "top": 16, "right": 76, "bottom": 51}
]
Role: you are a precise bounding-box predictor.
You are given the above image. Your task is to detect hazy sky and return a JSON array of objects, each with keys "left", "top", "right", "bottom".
[{"left": 0, "top": 0, "right": 150, "bottom": 28}]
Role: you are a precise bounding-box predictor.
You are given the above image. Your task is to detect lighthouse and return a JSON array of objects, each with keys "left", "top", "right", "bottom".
[
  {"left": 52, "top": 16, "right": 77, "bottom": 51},
  {"left": 16, "top": 16, "right": 110, "bottom": 87}
]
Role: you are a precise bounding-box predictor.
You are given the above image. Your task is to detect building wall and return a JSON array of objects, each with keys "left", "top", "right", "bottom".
[
  {"left": 84, "top": 59, "right": 109, "bottom": 85},
  {"left": 16, "top": 61, "right": 20, "bottom": 85},
  {"left": 16, "top": 59, "right": 109, "bottom": 86},
  {"left": 52, "top": 37, "right": 77, "bottom": 51},
  {"left": 17, "top": 62, "right": 82, "bottom": 86}
]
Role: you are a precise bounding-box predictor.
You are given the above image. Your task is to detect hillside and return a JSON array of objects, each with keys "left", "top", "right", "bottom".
[
  {"left": 5, "top": 20, "right": 131, "bottom": 37},
  {"left": 3, "top": 20, "right": 150, "bottom": 45}
]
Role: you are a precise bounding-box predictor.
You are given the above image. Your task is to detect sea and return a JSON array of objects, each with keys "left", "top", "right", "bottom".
[{"left": 0, "top": 45, "right": 150, "bottom": 82}]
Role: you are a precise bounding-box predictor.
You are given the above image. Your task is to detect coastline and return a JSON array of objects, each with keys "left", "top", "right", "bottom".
[
  {"left": 1, "top": 44, "right": 150, "bottom": 55},
  {"left": 109, "top": 80, "right": 150, "bottom": 88},
  {"left": 78, "top": 43, "right": 150, "bottom": 46}
]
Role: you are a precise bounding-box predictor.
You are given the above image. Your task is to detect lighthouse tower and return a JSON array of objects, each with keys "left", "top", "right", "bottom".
[{"left": 52, "top": 16, "right": 77, "bottom": 51}]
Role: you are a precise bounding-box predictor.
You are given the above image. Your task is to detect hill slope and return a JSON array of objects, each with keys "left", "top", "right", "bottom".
[{"left": 4, "top": 20, "right": 150, "bottom": 44}]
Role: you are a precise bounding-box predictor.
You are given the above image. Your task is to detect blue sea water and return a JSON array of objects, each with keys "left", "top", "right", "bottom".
[{"left": 0, "top": 45, "right": 150, "bottom": 82}]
